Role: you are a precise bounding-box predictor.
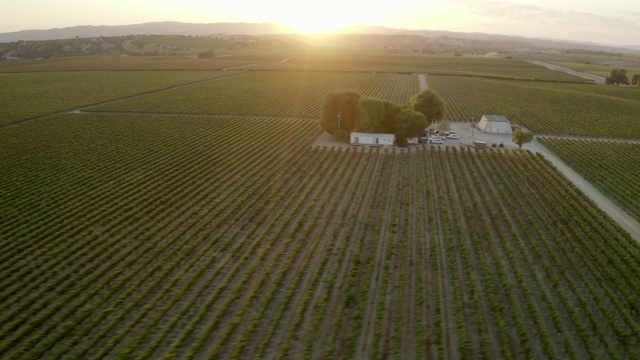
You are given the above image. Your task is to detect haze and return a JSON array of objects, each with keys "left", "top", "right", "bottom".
[{"left": 1, "top": 0, "right": 638, "bottom": 47}]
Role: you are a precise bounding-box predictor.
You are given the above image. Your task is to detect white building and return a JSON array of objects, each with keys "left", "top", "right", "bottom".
[
  {"left": 350, "top": 132, "right": 395, "bottom": 146},
  {"left": 477, "top": 115, "right": 512, "bottom": 134}
]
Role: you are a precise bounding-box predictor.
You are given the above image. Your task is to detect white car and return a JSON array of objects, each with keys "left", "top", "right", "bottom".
[
  {"left": 428, "top": 137, "right": 444, "bottom": 144},
  {"left": 446, "top": 134, "right": 459, "bottom": 139}
]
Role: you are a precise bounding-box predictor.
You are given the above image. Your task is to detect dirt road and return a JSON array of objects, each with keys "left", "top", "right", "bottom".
[
  {"left": 529, "top": 61, "right": 606, "bottom": 84},
  {"left": 528, "top": 139, "right": 640, "bottom": 242},
  {"left": 418, "top": 74, "right": 428, "bottom": 91}
]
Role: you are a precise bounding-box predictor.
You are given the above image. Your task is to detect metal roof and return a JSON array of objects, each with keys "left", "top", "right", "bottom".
[
  {"left": 481, "top": 115, "right": 510, "bottom": 122},
  {"left": 351, "top": 132, "right": 395, "bottom": 138}
]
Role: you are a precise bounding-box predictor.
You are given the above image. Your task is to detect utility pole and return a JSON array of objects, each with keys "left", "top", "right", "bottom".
[
  {"left": 470, "top": 118, "right": 475, "bottom": 140},
  {"left": 337, "top": 112, "right": 342, "bottom": 134}
]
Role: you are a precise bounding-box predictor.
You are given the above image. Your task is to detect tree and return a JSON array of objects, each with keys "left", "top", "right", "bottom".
[
  {"left": 198, "top": 50, "right": 215, "bottom": 59},
  {"left": 394, "top": 108, "right": 428, "bottom": 143},
  {"left": 605, "top": 68, "right": 629, "bottom": 85},
  {"left": 320, "top": 90, "right": 361, "bottom": 140},
  {"left": 438, "top": 120, "right": 451, "bottom": 133},
  {"left": 354, "top": 97, "right": 388, "bottom": 133},
  {"left": 354, "top": 97, "right": 404, "bottom": 133},
  {"left": 632, "top": 74, "right": 640, "bottom": 86},
  {"left": 512, "top": 129, "right": 534, "bottom": 149},
  {"left": 410, "top": 89, "right": 446, "bottom": 123}
]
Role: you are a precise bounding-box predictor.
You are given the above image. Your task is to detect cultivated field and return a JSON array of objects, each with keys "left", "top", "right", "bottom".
[
  {"left": 0, "top": 56, "right": 252, "bottom": 72},
  {"left": 2, "top": 52, "right": 640, "bottom": 359},
  {"left": 427, "top": 75, "right": 640, "bottom": 137},
  {"left": 539, "top": 138, "right": 640, "bottom": 220},
  {"left": 0, "top": 70, "right": 236, "bottom": 126},
  {"left": 1, "top": 113, "right": 639, "bottom": 359},
  {"left": 546, "top": 61, "right": 640, "bottom": 78},
  {"left": 90, "top": 71, "right": 419, "bottom": 117},
  {"left": 261, "top": 51, "right": 592, "bottom": 82}
]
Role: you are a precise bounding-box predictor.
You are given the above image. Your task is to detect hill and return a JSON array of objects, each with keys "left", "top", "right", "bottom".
[
  {"left": 1, "top": 21, "right": 638, "bottom": 56},
  {"left": 0, "top": 21, "right": 291, "bottom": 43}
]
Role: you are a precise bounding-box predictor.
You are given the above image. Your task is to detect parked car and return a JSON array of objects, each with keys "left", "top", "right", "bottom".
[
  {"left": 446, "top": 133, "right": 459, "bottom": 139},
  {"left": 428, "top": 137, "right": 444, "bottom": 144}
]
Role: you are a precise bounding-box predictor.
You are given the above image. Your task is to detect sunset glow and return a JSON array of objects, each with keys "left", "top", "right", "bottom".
[{"left": 0, "top": 0, "right": 637, "bottom": 46}]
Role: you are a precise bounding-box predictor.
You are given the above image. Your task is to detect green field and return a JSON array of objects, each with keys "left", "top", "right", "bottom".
[
  {"left": 2, "top": 50, "right": 640, "bottom": 359},
  {"left": 427, "top": 75, "right": 640, "bottom": 137},
  {"left": 261, "top": 50, "right": 591, "bottom": 82},
  {"left": 90, "top": 71, "right": 419, "bottom": 117},
  {"left": 547, "top": 61, "right": 640, "bottom": 78},
  {"left": 0, "top": 70, "right": 237, "bottom": 126},
  {"left": 1, "top": 114, "right": 639, "bottom": 358},
  {"left": 0, "top": 55, "right": 252, "bottom": 72},
  {"left": 539, "top": 138, "right": 640, "bottom": 219}
]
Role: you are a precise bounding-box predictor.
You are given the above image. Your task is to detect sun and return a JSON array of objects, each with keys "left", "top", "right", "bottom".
[{"left": 284, "top": 18, "right": 347, "bottom": 34}]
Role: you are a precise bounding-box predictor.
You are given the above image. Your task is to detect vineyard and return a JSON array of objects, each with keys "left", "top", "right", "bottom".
[
  {"left": 90, "top": 71, "right": 419, "bottom": 117},
  {"left": 261, "top": 51, "right": 591, "bottom": 82},
  {"left": 1, "top": 114, "right": 639, "bottom": 359},
  {"left": 426, "top": 75, "right": 640, "bottom": 137},
  {"left": 539, "top": 137, "right": 640, "bottom": 220},
  {"left": 0, "top": 56, "right": 253, "bottom": 72},
  {"left": 0, "top": 70, "right": 235, "bottom": 126}
]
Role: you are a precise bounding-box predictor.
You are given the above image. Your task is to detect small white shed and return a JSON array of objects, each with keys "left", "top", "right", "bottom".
[
  {"left": 350, "top": 132, "right": 395, "bottom": 146},
  {"left": 477, "top": 115, "right": 512, "bottom": 134}
]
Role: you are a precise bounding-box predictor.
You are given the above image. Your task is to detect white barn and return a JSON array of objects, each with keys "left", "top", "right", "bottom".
[
  {"left": 350, "top": 132, "right": 395, "bottom": 146},
  {"left": 477, "top": 115, "right": 512, "bottom": 134}
]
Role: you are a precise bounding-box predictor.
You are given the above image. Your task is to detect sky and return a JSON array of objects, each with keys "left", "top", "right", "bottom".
[{"left": 1, "top": 0, "right": 638, "bottom": 47}]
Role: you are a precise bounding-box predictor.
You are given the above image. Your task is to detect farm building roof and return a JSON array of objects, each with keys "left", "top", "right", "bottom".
[
  {"left": 351, "top": 132, "right": 395, "bottom": 138},
  {"left": 481, "top": 115, "right": 510, "bottom": 122}
]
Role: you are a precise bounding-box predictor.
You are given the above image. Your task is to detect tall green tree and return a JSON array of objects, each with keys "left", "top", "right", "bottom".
[
  {"left": 320, "top": 90, "right": 361, "bottom": 140},
  {"left": 354, "top": 97, "right": 390, "bottom": 133},
  {"left": 410, "top": 90, "right": 446, "bottom": 123},
  {"left": 605, "top": 69, "right": 630, "bottom": 85},
  {"left": 394, "top": 108, "right": 428, "bottom": 142},
  {"left": 355, "top": 96, "right": 389, "bottom": 133},
  {"left": 632, "top": 74, "right": 640, "bottom": 86},
  {"left": 512, "top": 129, "right": 534, "bottom": 149}
]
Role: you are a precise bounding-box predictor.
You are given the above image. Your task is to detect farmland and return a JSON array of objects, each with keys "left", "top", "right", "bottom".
[
  {"left": 261, "top": 51, "right": 593, "bottom": 82},
  {"left": 538, "top": 138, "right": 640, "bottom": 220},
  {"left": 2, "top": 51, "right": 640, "bottom": 359},
  {"left": 2, "top": 112, "right": 640, "bottom": 359},
  {"left": 0, "top": 55, "right": 253, "bottom": 72},
  {"left": 426, "top": 75, "right": 640, "bottom": 137},
  {"left": 90, "top": 71, "right": 419, "bottom": 117},
  {"left": 0, "top": 70, "right": 236, "bottom": 126}
]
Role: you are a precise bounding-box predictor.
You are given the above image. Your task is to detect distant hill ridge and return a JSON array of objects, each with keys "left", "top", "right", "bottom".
[
  {"left": 0, "top": 22, "right": 291, "bottom": 42},
  {"left": 0, "top": 21, "right": 638, "bottom": 54}
]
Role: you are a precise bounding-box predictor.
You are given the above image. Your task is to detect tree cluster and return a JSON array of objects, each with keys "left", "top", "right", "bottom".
[
  {"left": 605, "top": 69, "right": 630, "bottom": 85},
  {"left": 320, "top": 89, "right": 445, "bottom": 144},
  {"left": 197, "top": 50, "right": 215, "bottom": 59}
]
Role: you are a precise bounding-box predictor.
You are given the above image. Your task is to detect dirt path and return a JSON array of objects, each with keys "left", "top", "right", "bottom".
[
  {"left": 529, "top": 61, "right": 606, "bottom": 84},
  {"left": 274, "top": 57, "right": 293, "bottom": 65},
  {"left": 418, "top": 74, "right": 428, "bottom": 91},
  {"left": 528, "top": 139, "right": 640, "bottom": 242},
  {"left": 222, "top": 63, "right": 257, "bottom": 70}
]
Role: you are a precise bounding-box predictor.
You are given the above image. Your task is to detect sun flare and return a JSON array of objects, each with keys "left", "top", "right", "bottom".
[{"left": 283, "top": 18, "right": 347, "bottom": 35}]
